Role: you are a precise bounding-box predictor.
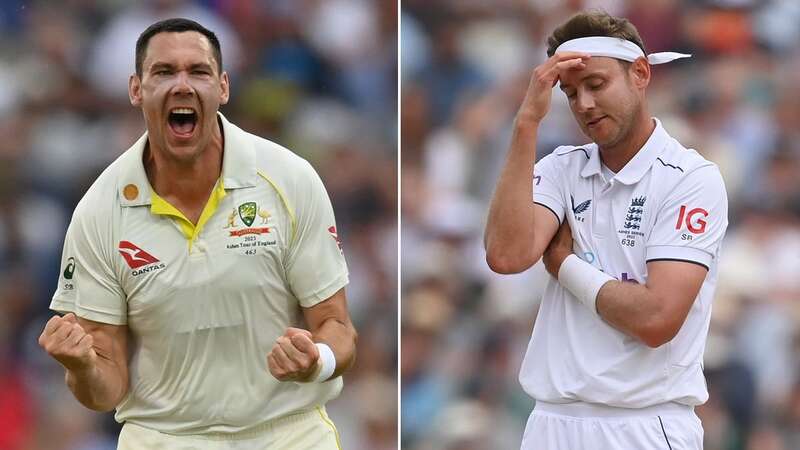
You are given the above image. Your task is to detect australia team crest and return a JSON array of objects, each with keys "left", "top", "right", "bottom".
[{"left": 238, "top": 202, "right": 257, "bottom": 227}]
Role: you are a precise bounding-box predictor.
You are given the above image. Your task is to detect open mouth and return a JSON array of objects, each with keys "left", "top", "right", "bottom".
[{"left": 168, "top": 107, "right": 197, "bottom": 137}]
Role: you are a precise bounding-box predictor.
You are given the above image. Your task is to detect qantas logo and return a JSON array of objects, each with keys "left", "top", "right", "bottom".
[{"left": 118, "top": 241, "right": 160, "bottom": 269}]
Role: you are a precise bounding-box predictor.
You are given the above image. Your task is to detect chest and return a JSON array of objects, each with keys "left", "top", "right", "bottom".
[
  {"left": 566, "top": 176, "right": 661, "bottom": 274},
  {"left": 113, "top": 187, "right": 296, "bottom": 331}
]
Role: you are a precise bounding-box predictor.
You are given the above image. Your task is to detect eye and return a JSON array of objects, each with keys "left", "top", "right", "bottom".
[{"left": 588, "top": 81, "right": 605, "bottom": 90}]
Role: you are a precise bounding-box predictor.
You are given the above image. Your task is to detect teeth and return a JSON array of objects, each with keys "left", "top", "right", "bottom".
[{"left": 171, "top": 108, "right": 194, "bottom": 114}]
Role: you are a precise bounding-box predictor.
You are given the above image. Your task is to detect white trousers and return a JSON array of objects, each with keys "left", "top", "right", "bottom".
[
  {"left": 117, "top": 407, "right": 342, "bottom": 450},
  {"left": 521, "top": 401, "right": 703, "bottom": 450}
]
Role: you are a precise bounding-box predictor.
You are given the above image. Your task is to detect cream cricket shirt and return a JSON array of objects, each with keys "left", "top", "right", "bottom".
[
  {"left": 521, "top": 118, "right": 728, "bottom": 408},
  {"left": 50, "top": 113, "right": 349, "bottom": 434}
]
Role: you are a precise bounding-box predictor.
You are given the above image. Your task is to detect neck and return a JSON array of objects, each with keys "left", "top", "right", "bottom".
[
  {"left": 145, "top": 121, "right": 224, "bottom": 206},
  {"left": 598, "top": 110, "right": 655, "bottom": 173}
]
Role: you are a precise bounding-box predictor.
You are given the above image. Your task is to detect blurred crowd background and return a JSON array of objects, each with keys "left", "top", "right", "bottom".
[
  {"left": 0, "top": 0, "right": 396, "bottom": 449},
  {"left": 402, "top": 0, "right": 800, "bottom": 449}
]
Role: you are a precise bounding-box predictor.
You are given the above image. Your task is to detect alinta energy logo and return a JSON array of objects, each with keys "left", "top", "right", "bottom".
[
  {"left": 62, "top": 257, "right": 76, "bottom": 291},
  {"left": 118, "top": 241, "right": 165, "bottom": 276},
  {"left": 63, "top": 257, "right": 76, "bottom": 280}
]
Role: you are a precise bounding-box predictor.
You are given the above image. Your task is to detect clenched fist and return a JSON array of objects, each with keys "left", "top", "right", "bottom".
[
  {"left": 267, "top": 327, "right": 320, "bottom": 382},
  {"left": 38, "top": 313, "right": 97, "bottom": 372}
]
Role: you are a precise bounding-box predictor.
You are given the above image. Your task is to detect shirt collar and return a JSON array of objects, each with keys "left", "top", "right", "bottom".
[
  {"left": 218, "top": 112, "right": 258, "bottom": 189},
  {"left": 118, "top": 112, "right": 258, "bottom": 207},
  {"left": 579, "top": 118, "right": 669, "bottom": 185}
]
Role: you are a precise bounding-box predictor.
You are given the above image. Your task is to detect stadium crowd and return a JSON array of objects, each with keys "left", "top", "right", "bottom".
[
  {"left": 402, "top": 1, "right": 800, "bottom": 449},
  {"left": 0, "top": 1, "right": 397, "bottom": 449}
]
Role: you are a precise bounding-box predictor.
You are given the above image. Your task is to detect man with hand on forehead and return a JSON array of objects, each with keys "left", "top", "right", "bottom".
[
  {"left": 38, "top": 18, "right": 356, "bottom": 449},
  {"left": 486, "top": 11, "right": 727, "bottom": 449}
]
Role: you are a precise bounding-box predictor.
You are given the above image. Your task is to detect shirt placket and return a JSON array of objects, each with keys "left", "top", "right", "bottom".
[{"left": 593, "top": 176, "right": 615, "bottom": 239}]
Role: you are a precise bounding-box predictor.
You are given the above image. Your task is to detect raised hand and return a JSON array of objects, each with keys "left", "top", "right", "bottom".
[
  {"left": 38, "top": 313, "right": 98, "bottom": 373},
  {"left": 518, "top": 52, "right": 590, "bottom": 125}
]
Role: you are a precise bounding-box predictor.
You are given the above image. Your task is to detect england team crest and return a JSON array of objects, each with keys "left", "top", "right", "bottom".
[{"left": 624, "top": 196, "right": 646, "bottom": 230}]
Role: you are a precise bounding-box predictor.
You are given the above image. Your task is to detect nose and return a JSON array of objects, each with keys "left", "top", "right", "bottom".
[
  {"left": 171, "top": 71, "right": 194, "bottom": 96},
  {"left": 574, "top": 90, "right": 595, "bottom": 114}
]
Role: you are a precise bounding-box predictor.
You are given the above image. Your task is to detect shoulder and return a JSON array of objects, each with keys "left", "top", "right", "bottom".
[
  {"left": 230, "top": 123, "right": 318, "bottom": 179},
  {"left": 538, "top": 144, "right": 595, "bottom": 170},
  {"left": 652, "top": 141, "right": 727, "bottom": 208},
  {"left": 553, "top": 144, "right": 594, "bottom": 159},
  {"left": 257, "top": 139, "right": 317, "bottom": 182},
  {"left": 71, "top": 151, "right": 131, "bottom": 224},
  {"left": 656, "top": 139, "right": 725, "bottom": 189},
  {"left": 229, "top": 123, "right": 324, "bottom": 202}
]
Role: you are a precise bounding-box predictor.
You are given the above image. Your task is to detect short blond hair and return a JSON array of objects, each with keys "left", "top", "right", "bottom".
[{"left": 546, "top": 10, "right": 646, "bottom": 57}]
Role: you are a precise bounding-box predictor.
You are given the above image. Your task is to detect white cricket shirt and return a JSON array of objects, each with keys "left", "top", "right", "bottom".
[
  {"left": 50, "top": 113, "right": 349, "bottom": 434},
  {"left": 521, "top": 118, "right": 728, "bottom": 408}
]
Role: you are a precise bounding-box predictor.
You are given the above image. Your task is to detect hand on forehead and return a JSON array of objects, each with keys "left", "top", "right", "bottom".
[
  {"left": 555, "top": 55, "right": 619, "bottom": 87},
  {"left": 546, "top": 52, "right": 591, "bottom": 83}
]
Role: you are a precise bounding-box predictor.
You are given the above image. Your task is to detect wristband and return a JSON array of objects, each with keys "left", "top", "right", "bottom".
[
  {"left": 557, "top": 254, "right": 615, "bottom": 314},
  {"left": 312, "top": 343, "right": 336, "bottom": 383}
]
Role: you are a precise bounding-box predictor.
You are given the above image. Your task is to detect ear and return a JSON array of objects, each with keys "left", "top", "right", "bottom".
[
  {"left": 629, "top": 57, "right": 651, "bottom": 89},
  {"left": 219, "top": 71, "right": 230, "bottom": 105},
  {"left": 129, "top": 74, "right": 142, "bottom": 107}
]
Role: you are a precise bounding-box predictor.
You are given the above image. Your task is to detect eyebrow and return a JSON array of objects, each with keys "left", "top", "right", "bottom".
[
  {"left": 149, "top": 62, "right": 174, "bottom": 72},
  {"left": 188, "top": 63, "right": 214, "bottom": 72},
  {"left": 148, "top": 62, "right": 214, "bottom": 72}
]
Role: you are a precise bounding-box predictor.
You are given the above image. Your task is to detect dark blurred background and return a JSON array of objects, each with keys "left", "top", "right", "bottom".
[
  {"left": 401, "top": 1, "right": 800, "bottom": 449},
  {"left": 0, "top": 1, "right": 397, "bottom": 449}
]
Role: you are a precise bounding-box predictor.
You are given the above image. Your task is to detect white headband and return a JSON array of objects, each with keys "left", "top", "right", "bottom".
[{"left": 554, "top": 36, "right": 691, "bottom": 65}]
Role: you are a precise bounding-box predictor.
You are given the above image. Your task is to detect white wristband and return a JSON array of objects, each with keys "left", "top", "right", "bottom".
[
  {"left": 312, "top": 343, "right": 336, "bottom": 383},
  {"left": 557, "top": 254, "right": 615, "bottom": 314}
]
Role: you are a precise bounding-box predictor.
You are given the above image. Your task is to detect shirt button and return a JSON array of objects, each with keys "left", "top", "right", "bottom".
[{"left": 195, "top": 242, "right": 206, "bottom": 253}]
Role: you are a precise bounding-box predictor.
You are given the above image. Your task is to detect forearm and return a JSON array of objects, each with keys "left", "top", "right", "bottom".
[
  {"left": 554, "top": 254, "right": 671, "bottom": 347},
  {"left": 595, "top": 281, "right": 670, "bottom": 347},
  {"left": 485, "top": 119, "right": 541, "bottom": 272},
  {"left": 313, "top": 317, "right": 357, "bottom": 378},
  {"left": 65, "top": 359, "right": 128, "bottom": 412}
]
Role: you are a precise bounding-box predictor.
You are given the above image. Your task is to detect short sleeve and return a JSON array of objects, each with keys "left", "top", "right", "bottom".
[
  {"left": 533, "top": 152, "right": 566, "bottom": 224},
  {"left": 645, "top": 165, "right": 728, "bottom": 269},
  {"left": 284, "top": 162, "right": 349, "bottom": 307},
  {"left": 50, "top": 206, "right": 127, "bottom": 325}
]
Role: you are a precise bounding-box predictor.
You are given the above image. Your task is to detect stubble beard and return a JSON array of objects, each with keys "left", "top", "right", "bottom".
[{"left": 596, "top": 98, "right": 640, "bottom": 152}]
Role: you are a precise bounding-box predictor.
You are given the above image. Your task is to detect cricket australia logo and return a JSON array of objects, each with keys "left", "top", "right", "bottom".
[
  {"left": 624, "top": 196, "right": 646, "bottom": 230},
  {"left": 570, "top": 195, "right": 591, "bottom": 222},
  {"left": 225, "top": 201, "right": 273, "bottom": 242},
  {"left": 238, "top": 202, "right": 257, "bottom": 227}
]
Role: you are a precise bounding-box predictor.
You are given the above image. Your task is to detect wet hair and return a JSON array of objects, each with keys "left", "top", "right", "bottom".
[
  {"left": 546, "top": 10, "right": 646, "bottom": 58},
  {"left": 135, "top": 18, "right": 222, "bottom": 77}
]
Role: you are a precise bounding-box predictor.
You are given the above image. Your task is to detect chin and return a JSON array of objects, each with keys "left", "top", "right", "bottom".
[
  {"left": 592, "top": 126, "right": 623, "bottom": 148},
  {"left": 165, "top": 143, "right": 201, "bottom": 161}
]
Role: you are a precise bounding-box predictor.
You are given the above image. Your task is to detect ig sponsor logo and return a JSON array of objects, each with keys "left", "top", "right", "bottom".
[{"left": 675, "top": 205, "right": 708, "bottom": 239}]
